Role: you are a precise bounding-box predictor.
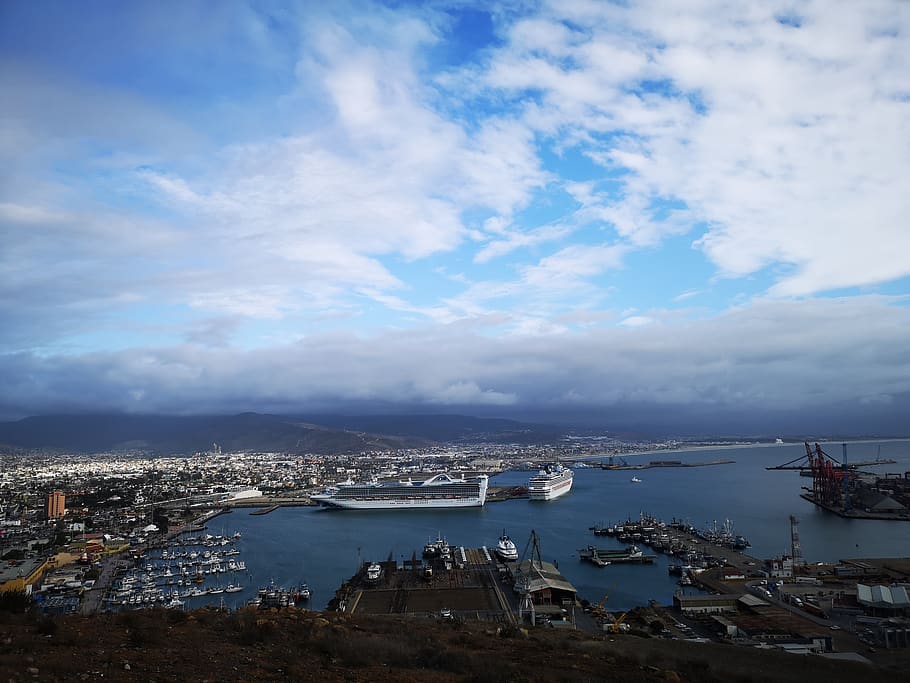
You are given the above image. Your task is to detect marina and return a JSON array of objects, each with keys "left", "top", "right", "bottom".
[{"left": 102, "top": 533, "right": 253, "bottom": 610}]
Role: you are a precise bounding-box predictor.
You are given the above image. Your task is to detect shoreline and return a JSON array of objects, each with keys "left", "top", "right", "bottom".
[{"left": 572, "top": 437, "right": 910, "bottom": 462}]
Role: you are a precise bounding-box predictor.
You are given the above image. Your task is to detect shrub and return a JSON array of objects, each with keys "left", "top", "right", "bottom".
[{"left": 0, "top": 589, "right": 30, "bottom": 613}]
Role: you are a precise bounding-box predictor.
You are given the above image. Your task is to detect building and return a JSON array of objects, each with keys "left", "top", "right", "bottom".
[
  {"left": 673, "top": 593, "right": 741, "bottom": 614},
  {"left": 46, "top": 490, "right": 65, "bottom": 519},
  {"left": 766, "top": 555, "right": 793, "bottom": 579},
  {"left": 857, "top": 583, "right": 910, "bottom": 617},
  {"left": 0, "top": 557, "right": 50, "bottom": 595}
]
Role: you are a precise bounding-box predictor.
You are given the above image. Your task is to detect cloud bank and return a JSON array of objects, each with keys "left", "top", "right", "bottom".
[{"left": 1, "top": 1, "right": 909, "bottom": 432}]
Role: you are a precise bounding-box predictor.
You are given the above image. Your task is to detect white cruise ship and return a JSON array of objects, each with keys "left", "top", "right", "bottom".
[
  {"left": 311, "top": 473, "right": 488, "bottom": 510},
  {"left": 528, "top": 463, "right": 573, "bottom": 501}
]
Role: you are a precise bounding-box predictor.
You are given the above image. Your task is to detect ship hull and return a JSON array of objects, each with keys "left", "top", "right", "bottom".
[
  {"left": 311, "top": 473, "right": 488, "bottom": 510},
  {"left": 311, "top": 495, "right": 486, "bottom": 510},
  {"left": 528, "top": 476, "right": 573, "bottom": 501}
]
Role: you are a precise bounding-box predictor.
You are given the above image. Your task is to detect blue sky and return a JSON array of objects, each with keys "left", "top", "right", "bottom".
[{"left": 2, "top": 0, "right": 909, "bottom": 431}]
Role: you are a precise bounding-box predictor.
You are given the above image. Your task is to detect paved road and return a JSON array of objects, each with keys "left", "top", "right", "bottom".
[{"left": 80, "top": 556, "right": 126, "bottom": 615}]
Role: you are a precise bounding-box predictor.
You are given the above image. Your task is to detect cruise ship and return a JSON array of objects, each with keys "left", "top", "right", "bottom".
[
  {"left": 528, "top": 463, "right": 573, "bottom": 501},
  {"left": 311, "top": 473, "right": 489, "bottom": 509}
]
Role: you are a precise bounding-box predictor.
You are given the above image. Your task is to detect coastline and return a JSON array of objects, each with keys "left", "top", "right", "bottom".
[{"left": 573, "top": 437, "right": 910, "bottom": 462}]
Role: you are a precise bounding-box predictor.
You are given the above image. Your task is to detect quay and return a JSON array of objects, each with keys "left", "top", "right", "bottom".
[
  {"left": 249, "top": 504, "right": 279, "bottom": 516},
  {"left": 600, "top": 459, "right": 734, "bottom": 470},
  {"left": 578, "top": 545, "right": 656, "bottom": 566},
  {"left": 330, "top": 537, "right": 580, "bottom": 628},
  {"left": 799, "top": 493, "right": 910, "bottom": 521},
  {"left": 591, "top": 515, "right": 765, "bottom": 577}
]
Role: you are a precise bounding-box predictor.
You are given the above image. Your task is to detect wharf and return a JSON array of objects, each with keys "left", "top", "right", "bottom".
[
  {"left": 799, "top": 493, "right": 910, "bottom": 521},
  {"left": 591, "top": 516, "right": 765, "bottom": 577},
  {"left": 334, "top": 548, "right": 512, "bottom": 622},
  {"left": 601, "top": 459, "right": 734, "bottom": 470},
  {"left": 331, "top": 545, "right": 577, "bottom": 627},
  {"left": 250, "top": 504, "right": 279, "bottom": 516},
  {"left": 578, "top": 546, "right": 656, "bottom": 566},
  {"left": 486, "top": 485, "right": 528, "bottom": 502},
  {"left": 225, "top": 496, "right": 315, "bottom": 509}
]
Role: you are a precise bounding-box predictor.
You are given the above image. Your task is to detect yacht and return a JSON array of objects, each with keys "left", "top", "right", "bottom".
[
  {"left": 493, "top": 531, "right": 519, "bottom": 561},
  {"left": 366, "top": 563, "right": 382, "bottom": 582}
]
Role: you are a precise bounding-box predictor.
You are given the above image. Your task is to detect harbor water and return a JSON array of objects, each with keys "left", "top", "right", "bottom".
[{"left": 183, "top": 440, "right": 910, "bottom": 611}]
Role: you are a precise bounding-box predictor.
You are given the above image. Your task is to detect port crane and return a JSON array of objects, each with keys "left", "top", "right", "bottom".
[
  {"left": 767, "top": 442, "right": 859, "bottom": 508},
  {"left": 608, "top": 611, "right": 629, "bottom": 633},
  {"left": 589, "top": 592, "right": 609, "bottom": 618}
]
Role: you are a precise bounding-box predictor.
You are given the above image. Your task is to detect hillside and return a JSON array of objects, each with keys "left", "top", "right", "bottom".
[
  {"left": 0, "top": 412, "right": 568, "bottom": 455},
  {"left": 295, "top": 413, "right": 567, "bottom": 443},
  {"left": 0, "top": 608, "right": 880, "bottom": 682},
  {"left": 0, "top": 413, "right": 432, "bottom": 455}
]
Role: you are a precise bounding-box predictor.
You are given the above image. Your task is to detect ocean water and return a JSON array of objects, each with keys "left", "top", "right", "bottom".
[{"left": 189, "top": 440, "right": 910, "bottom": 611}]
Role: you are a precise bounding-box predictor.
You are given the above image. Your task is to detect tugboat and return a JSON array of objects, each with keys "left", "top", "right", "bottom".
[
  {"left": 423, "top": 532, "right": 449, "bottom": 558},
  {"left": 295, "top": 582, "right": 311, "bottom": 603},
  {"left": 493, "top": 530, "right": 519, "bottom": 561}
]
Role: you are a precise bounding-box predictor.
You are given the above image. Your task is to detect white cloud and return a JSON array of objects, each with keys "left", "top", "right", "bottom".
[
  {"left": 477, "top": 0, "right": 910, "bottom": 295},
  {"left": 3, "top": 296, "right": 908, "bottom": 423}
]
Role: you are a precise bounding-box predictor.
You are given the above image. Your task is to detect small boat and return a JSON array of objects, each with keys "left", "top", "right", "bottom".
[
  {"left": 423, "top": 532, "right": 449, "bottom": 558},
  {"left": 630, "top": 476, "right": 642, "bottom": 483},
  {"left": 493, "top": 530, "right": 519, "bottom": 562},
  {"left": 366, "top": 563, "right": 382, "bottom": 582},
  {"left": 224, "top": 584, "right": 244, "bottom": 593},
  {"left": 295, "top": 583, "right": 311, "bottom": 602}
]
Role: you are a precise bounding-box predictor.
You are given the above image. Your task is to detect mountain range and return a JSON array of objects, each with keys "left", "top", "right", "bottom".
[{"left": 0, "top": 412, "right": 566, "bottom": 455}]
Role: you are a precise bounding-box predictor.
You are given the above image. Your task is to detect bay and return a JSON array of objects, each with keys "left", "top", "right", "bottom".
[{"left": 192, "top": 440, "right": 910, "bottom": 611}]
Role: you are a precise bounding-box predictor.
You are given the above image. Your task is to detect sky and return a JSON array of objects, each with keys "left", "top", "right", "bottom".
[{"left": 1, "top": 1, "right": 909, "bottom": 433}]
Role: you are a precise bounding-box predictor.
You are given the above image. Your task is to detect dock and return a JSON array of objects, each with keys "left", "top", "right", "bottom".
[
  {"left": 578, "top": 545, "right": 656, "bottom": 566},
  {"left": 250, "top": 504, "right": 279, "bottom": 516},
  {"left": 330, "top": 539, "right": 579, "bottom": 627},
  {"left": 601, "top": 459, "right": 734, "bottom": 470}
]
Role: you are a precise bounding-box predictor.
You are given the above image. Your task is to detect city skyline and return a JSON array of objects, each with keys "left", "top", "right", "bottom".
[{"left": 2, "top": 1, "right": 909, "bottom": 431}]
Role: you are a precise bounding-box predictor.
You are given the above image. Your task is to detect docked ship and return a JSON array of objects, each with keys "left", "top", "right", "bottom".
[
  {"left": 493, "top": 530, "right": 519, "bottom": 561},
  {"left": 311, "top": 473, "right": 489, "bottom": 509},
  {"left": 528, "top": 463, "right": 573, "bottom": 501}
]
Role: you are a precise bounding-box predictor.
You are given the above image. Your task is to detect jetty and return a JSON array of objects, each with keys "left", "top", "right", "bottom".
[
  {"left": 330, "top": 532, "right": 579, "bottom": 628},
  {"left": 578, "top": 545, "right": 655, "bottom": 566},
  {"left": 601, "top": 459, "right": 734, "bottom": 470}
]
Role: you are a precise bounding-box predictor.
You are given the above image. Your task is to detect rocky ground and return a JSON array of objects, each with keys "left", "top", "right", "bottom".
[{"left": 0, "top": 607, "right": 880, "bottom": 682}]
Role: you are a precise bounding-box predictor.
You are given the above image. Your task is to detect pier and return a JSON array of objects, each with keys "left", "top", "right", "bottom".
[
  {"left": 600, "top": 459, "right": 735, "bottom": 470},
  {"left": 590, "top": 515, "right": 766, "bottom": 577},
  {"left": 578, "top": 545, "right": 656, "bottom": 566},
  {"left": 330, "top": 537, "right": 579, "bottom": 628}
]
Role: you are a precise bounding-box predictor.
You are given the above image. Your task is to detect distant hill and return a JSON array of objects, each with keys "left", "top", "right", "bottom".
[
  {"left": 295, "top": 413, "right": 566, "bottom": 443},
  {"left": 0, "top": 412, "right": 567, "bottom": 455},
  {"left": 0, "top": 413, "right": 432, "bottom": 455}
]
